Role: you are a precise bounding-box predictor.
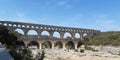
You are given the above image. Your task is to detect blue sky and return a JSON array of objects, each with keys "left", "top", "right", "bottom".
[{"left": 0, "top": 0, "right": 120, "bottom": 32}]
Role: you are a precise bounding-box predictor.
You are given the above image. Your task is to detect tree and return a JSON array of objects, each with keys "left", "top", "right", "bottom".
[
  {"left": 64, "top": 36, "right": 72, "bottom": 40},
  {"left": 0, "top": 25, "right": 17, "bottom": 47},
  {"left": 0, "top": 25, "right": 9, "bottom": 44}
]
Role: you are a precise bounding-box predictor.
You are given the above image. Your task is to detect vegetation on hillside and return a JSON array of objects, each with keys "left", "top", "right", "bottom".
[{"left": 84, "top": 31, "right": 120, "bottom": 46}]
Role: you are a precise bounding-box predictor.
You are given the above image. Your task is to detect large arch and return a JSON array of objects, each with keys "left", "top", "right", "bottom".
[
  {"left": 41, "top": 30, "right": 50, "bottom": 39},
  {"left": 83, "top": 33, "right": 88, "bottom": 37},
  {"left": 14, "top": 40, "right": 25, "bottom": 49},
  {"left": 15, "top": 29, "right": 24, "bottom": 35},
  {"left": 27, "top": 30, "right": 38, "bottom": 40},
  {"left": 63, "top": 32, "right": 72, "bottom": 39},
  {"left": 75, "top": 33, "right": 80, "bottom": 39},
  {"left": 15, "top": 40, "right": 25, "bottom": 46},
  {"left": 65, "top": 41, "right": 75, "bottom": 49},
  {"left": 42, "top": 41, "right": 52, "bottom": 49},
  {"left": 54, "top": 41, "right": 63, "bottom": 49},
  {"left": 28, "top": 41, "right": 39, "bottom": 49},
  {"left": 15, "top": 29, "right": 25, "bottom": 39},
  {"left": 53, "top": 31, "right": 60, "bottom": 39}
]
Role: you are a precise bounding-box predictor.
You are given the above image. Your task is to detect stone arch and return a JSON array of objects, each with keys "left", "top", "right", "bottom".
[
  {"left": 54, "top": 41, "right": 63, "bottom": 49},
  {"left": 8, "top": 24, "right": 12, "bottom": 26},
  {"left": 77, "top": 41, "right": 83, "bottom": 48},
  {"left": 18, "top": 25, "right": 21, "bottom": 27},
  {"left": 65, "top": 41, "right": 75, "bottom": 49},
  {"left": 14, "top": 40, "right": 25, "bottom": 49},
  {"left": 83, "top": 33, "right": 88, "bottom": 37},
  {"left": 63, "top": 32, "right": 72, "bottom": 38},
  {"left": 53, "top": 31, "right": 60, "bottom": 39},
  {"left": 41, "top": 30, "right": 50, "bottom": 39},
  {"left": 42, "top": 41, "right": 52, "bottom": 49},
  {"left": 15, "top": 29, "right": 25, "bottom": 39},
  {"left": 27, "top": 30, "right": 38, "bottom": 40},
  {"left": 13, "top": 24, "right": 17, "bottom": 27},
  {"left": 15, "top": 29, "right": 24, "bottom": 35},
  {"left": 15, "top": 40, "right": 25, "bottom": 46},
  {"left": 28, "top": 41, "right": 39, "bottom": 49},
  {"left": 75, "top": 33, "right": 80, "bottom": 39}
]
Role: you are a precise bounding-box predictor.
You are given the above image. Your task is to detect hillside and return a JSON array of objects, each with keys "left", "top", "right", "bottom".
[{"left": 84, "top": 31, "right": 120, "bottom": 46}]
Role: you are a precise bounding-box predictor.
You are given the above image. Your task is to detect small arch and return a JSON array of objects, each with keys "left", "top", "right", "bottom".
[
  {"left": 36, "top": 26, "right": 39, "bottom": 29},
  {"left": 65, "top": 41, "right": 75, "bottom": 49},
  {"left": 42, "top": 41, "right": 52, "bottom": 49},
  {"left": 3, "top": 23, "right": 7, "bottom": 26},
  {"left": 64, "top": 32, "right": 72, "bottom": 38},
  {"left": 13, "top": 24, "right": 17, "bottom": 27},
  {"left": 18, "top": 25, "right": 21, "bottom": 27},
  {"left": 28, "top": 41, "right": 39, "bottom": 49},
  {"left": 31, "top": 26, "right": 34, "bottom": 28},
  {"left": 44, "top": 27, "right": 47, "bottom": 29},
  {"left": 26, "top": 25, "right": 30, "bottom": 28},
  {"left": 40, "top": 27, "right": 43, "bottom": 29},
  {"left": 77, "top": 41, "right": 83, "bottom": 48},
  {"left": 75, "top": 33, "right": 80, "bottom": 39},
  {"left": 41, "top": 31, "right": 50, "bottom": 39},
  {"left": 54, "top": 41, "right": 63, "bottom": 49},
  {"left": 53, "top": 31, "right": 60, "bottom": 39},
  {"left": 22, "top": 25, "right": 25, "bottom": 27},
  {"left": 48, "top": 27, "right": 51, "bottom": 30}
]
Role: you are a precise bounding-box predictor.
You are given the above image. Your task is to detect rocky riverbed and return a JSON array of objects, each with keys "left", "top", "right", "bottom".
[{"left": 29, "top": 46, "right": 120, "bottom": 60}]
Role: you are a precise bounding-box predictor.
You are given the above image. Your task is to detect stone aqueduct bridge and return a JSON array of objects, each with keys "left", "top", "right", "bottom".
[{"left": 0, "top": 21, "right": 101, "bottom": 49}]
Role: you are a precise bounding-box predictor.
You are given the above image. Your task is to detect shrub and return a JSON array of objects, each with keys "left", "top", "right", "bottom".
[
  {"left": 80, "top": 49, "right": 84, "bottom": 53},
  {"left": 74, "top": 49, "right": 79, "bottom": 52}
]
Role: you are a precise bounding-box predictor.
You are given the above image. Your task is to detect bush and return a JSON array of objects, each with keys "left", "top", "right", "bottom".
[
  {"left": 9, "top": 49, "right": 23, "bottom": 60},
  {"left": 80, "top": 49, "right": 84, "bottom": 53},
  {"left": 85, "top": 46, "right": 94, "bottom": 51},
  {"left": 74, "top": 49, "right": 79, "bottom": 52}
]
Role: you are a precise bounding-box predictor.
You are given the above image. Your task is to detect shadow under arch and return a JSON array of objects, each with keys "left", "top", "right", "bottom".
[
  {"left": 77, "top": 41, "right": 83, "bottom": 49},
  {"left": 14, "top": 40, "right": 25, "bottom": 49},
  {"left": 42, "top": 41, "right": 52, "bottom": 49},
  {"left": 28, "top": 41, "right": 39, "bottom": 49},
  {"left": 65, "top": 41, "right": 75, "bottom": 49},
  {"left": 54, "top": 41, "right": 63, "bottom": 49}
]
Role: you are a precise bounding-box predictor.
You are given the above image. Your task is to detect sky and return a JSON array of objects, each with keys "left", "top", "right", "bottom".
[{"left": 0, "top": 0, "right": 120, "bottom": 32}]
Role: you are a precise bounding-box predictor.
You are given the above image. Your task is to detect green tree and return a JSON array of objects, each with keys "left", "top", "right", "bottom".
[
  {"left": 0, "top": 25, "right": 17, "bottom": 47},
  {"left": 0, "top": 25, "right": 9, "bottom": 44},
  {"left": 64, "top": 36, "right": 72, "bottom": 40}
]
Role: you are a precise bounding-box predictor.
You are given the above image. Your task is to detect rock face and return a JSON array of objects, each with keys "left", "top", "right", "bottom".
[{"left": 90, "top": 46, "right": 120, "bottom": 55}]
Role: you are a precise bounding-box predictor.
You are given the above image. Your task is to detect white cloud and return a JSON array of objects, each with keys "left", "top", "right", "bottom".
[
  {"left": 57, "top": 1, "right": 72, "bottom": 9},
  {"left": 58, "top": 1, "right": 66, "bottom": 6}
]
